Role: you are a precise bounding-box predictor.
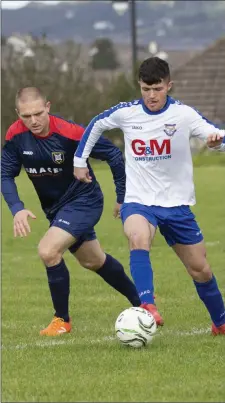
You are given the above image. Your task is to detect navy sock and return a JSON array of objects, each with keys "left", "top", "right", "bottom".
[
  {"left": 46, "top": 259, "right": 70, "bottom": 322},
  {"left": 130, "top": 249, "right": 154, "bottom": 304},
  {"left": 194, "top": 275, "right": 225, "bottom": 327},
  {"left": 96, "top": 254, "right": 141, "bottom": 306}
]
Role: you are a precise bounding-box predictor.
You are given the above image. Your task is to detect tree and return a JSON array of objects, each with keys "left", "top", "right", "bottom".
[
  {"left": 90, "top": 38, "right": 120, "bottom": 70},
  {"left": 1, "top": 38, "right": 132, "bottom": 149}
]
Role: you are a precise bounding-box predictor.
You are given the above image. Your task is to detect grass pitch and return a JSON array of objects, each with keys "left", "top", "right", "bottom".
[{"left": 1, "top": 162, "right": 225, "bottom": 402}]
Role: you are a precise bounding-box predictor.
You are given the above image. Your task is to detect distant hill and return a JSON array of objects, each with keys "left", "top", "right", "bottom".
[{"left": 2, "top": 0, "right": 225, "bottom": 49}]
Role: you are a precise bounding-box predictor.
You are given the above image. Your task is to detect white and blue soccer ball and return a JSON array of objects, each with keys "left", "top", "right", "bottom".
[{"left": 115, "top": 307, "right": 157, "bottom": 348}]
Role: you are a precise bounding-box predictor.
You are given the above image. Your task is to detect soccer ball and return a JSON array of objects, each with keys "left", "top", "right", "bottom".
[{"left": 115, "top": 307, "right": 157, "bottom": 348}]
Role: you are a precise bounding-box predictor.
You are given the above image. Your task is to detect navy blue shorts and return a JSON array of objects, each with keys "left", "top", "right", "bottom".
[
  {"left": 120, "top": 203, "right": 203, "bottom": 246},
  {"left": 49, "top": 199, "right": 103, "bottom": 253}
]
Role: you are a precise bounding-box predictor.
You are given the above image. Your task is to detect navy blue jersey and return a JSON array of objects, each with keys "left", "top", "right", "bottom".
[{"left": 1, "top": 114, "right": 125, "bottom": 219}]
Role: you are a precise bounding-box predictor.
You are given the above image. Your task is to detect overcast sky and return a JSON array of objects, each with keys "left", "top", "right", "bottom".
[{"left": 2, "top": 1, "right": 62, "bottom": 9}]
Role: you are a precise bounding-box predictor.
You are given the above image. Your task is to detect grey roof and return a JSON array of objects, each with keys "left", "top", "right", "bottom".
[{"left": 171, "top": 37, "right": 225, "bottom": 125}]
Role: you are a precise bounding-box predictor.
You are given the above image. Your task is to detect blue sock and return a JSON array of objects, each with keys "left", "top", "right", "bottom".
[
  {"left": 194, "top": 275, "right": 225, "bottom": 327},
  {"left": 130, "top": 249, "right": 154, "bottom": 305},
  {"left": 46, "top": 259, "right": 70, "bottom": 322},
  {"left": 96, "top": 254, "right": 141, "bottom": 306}
]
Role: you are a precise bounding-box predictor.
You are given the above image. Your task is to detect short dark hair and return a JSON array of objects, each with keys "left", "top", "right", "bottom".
[
  {"left": 15, "top": 87, "right": 47, "bottom": 109},
  {"left": 138, "top": 57, "right": 170, "bottom": 85}
]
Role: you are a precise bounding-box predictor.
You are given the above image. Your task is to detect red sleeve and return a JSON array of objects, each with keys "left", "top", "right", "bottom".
[
  {"left": 50, "top": 115, "right": 85, "bottom": 141},
  {"left": 5, "top": 120, "right": 27, "bottom": 141}
]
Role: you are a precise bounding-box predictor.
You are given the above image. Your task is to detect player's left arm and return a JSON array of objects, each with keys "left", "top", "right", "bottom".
[
  {"left": 188, "top": 107, "right": 225, "bottom": 151},
  {"left": 66, "top": 118, "right": 125, "bottom": 216},
  {"left": 90, "top": 136, "right": 126, "bottom": 216}
]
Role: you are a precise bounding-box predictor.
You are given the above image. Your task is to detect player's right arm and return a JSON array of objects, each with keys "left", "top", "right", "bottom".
[
  {"left": 73, "top": 104, "right": 122, "bottom": 182},
  {"left": 1, "top": 129, "right": 36, "bottom": 237}
]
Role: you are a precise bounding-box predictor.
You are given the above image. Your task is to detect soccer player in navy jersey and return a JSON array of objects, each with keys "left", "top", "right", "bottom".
[
  {"left": 1, "top": 86, "right": 141, "bottom": 336},
  {"left": 73, "top": 57, "right": 225, "bottom": 335}
]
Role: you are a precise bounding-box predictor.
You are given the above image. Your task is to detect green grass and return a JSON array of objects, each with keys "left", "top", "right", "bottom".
[{"left": 2, "top": 164, "right": 225, "bottom": 402}]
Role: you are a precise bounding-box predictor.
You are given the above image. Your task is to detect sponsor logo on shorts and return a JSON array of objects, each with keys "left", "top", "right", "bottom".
[
  {"left": 58, "top": 219, "right": 70, "bottom": 225},
  {"left": 196, "top": 231, "right": 202, "bottom": 236}
]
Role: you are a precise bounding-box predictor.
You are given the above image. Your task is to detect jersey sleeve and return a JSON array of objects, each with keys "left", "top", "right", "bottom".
[
  {"left": 90, "top": 136, "right": 125, "bottom": 203},
  {"left": 73, "top": 104, "right": 122, "bottom": 168},
  {"left": 1, "top": 138, "right": 24, "bottom": 216},
  {"left": 188, "top": 107, "right": 225, "bottom": 144}
]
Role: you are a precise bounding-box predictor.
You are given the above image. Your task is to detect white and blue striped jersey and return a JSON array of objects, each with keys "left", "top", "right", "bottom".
[{"left": 74, "top": 97, "right": 225, "bottom": 207}]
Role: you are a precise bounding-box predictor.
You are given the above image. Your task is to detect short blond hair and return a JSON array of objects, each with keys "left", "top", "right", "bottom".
[{"left": 15, "top": 87, "right": 47, "bottom": 109}]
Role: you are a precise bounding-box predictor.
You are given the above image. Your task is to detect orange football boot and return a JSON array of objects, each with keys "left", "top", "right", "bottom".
[
  {"left": 211, "top": 323, "right": 225, "bottom": 336},
  {"left": 40, "top": 316, "right": 71, "bottom": 336},
  {"left": 140, "top": 303, "right": 164, "bottom": 326}
]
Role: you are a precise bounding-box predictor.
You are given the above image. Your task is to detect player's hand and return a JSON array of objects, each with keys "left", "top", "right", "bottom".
[
  {"left": 207, "top": 133, "right": 224, "bottom": 148},
  {"left": 73, "top": 167, "right": 92, "bottom": 183},
  {"left": 13, "top": 209, "right": 36, "bottom": 237},
  {"left": 113, "top": 202, "right": 122, "bottom": 219}
]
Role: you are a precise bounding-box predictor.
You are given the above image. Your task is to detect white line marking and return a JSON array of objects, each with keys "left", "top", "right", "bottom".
[
  {"left": 161, "top": 327, "right": 211, "bottom": 336},
  {"left": 1, "top": 328, "right": 211, "bottom": 351},
  {"left": 205, "top": 241, "right": 220, "bottom": 247}
]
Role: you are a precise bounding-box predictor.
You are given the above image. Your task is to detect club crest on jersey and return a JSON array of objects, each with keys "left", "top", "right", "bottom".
[
  {"left": 164, "top": 124, "right": 177, "bottom": 137},
  {"left": 52, "top": 151, "right": 65, "bottom": 164}
]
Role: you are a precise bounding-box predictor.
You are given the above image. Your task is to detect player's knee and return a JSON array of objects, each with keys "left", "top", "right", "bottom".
[
  {"left": 38, "top": 242, "right": 62, "bottom": 266},
  {"left": 78, "top": 252, "right": 106, "bottom": 271},
  {"left": 79, "top": 258, "right": 104, "bottom": 271},
  {"left": 189, "top": 260, "right": 212, "bottom": 282},
  {"left": 128, "top": 231, "right": 149, "bottom": 250}
]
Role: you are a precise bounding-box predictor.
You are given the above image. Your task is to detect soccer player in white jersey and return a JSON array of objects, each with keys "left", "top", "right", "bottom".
[{"left": 73, "top": 57, "right": 225, "bottom": 335}]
